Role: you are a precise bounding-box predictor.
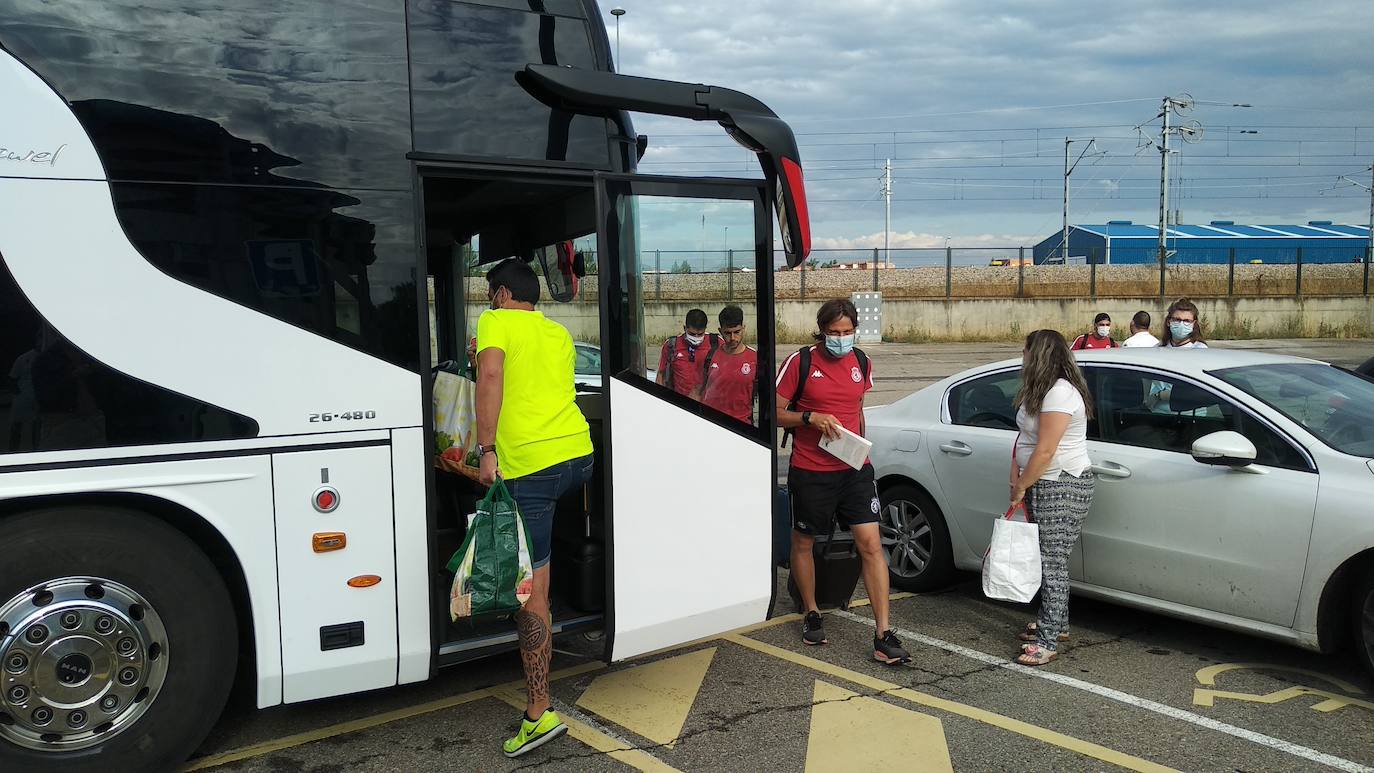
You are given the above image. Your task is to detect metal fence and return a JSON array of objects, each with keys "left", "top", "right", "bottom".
[{"left": 603, "top": 246, "right": 1374, "bottom": 303}]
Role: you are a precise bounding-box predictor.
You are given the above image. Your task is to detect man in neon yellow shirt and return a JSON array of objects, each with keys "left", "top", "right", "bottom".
[{"left": 475, "top": 258, "right": 593, "bottom": 758}]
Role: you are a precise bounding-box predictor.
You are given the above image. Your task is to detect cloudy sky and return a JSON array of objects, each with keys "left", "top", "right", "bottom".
[{"left": 599, "top": 0, "right": 1373, "bottom": 253}]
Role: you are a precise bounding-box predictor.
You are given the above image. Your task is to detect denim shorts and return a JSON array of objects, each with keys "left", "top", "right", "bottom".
[{"left": 505, "top": 454, "right": 593, "bottom": 569}]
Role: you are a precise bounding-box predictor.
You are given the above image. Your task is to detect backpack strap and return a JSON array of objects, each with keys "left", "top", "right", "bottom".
[
  {"left": 1071, "top": 335, "right": 1086, "bottom": 351},
  {"left": 699, "top": 334, "right": 723, "bottom": 392},
  {"left": 853, "top": 347, "right": 870, "bottom": 383},
  {"left": 781, "top": 346, "right": 813, "bottom": 448},
  {"left": 662, "top": 336, "right": 678, "bottom": 389}
]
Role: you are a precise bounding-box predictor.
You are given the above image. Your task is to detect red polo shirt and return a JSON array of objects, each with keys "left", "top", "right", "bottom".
[
  {"left": 701, "top": 346, "right": 758, "bottom": 423},
  {"left": 775, "top": 345, "right": 873, "bottom": 472}
]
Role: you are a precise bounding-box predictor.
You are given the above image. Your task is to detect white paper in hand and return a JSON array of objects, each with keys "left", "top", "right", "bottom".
[{"left": 818, "top": 425, "right": 873, "bottom": 470}]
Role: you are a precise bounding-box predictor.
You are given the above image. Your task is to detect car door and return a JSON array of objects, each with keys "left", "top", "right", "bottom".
[
  {"left": 596, "top": 174, "right": 778, "bottom": 661},
  {"left": 1081, "top": 365, "right": 1319, "bottom": 626},
  {"left": 926, "top": 368, "right": 1088, "bottom": 579}
]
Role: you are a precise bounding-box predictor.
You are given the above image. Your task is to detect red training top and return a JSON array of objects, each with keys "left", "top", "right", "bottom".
[
  {"left": 701, "top": 346, "right": 758, "bottom": 424},
  {"left": 775, "top": 345, "right": 873, "bottom": 472},
  {"left": 657, "top": 336, "right": 711, "bottom": 397},
  {"left": 1071, "top": 333, "right": 1118, "bottom": 350}
]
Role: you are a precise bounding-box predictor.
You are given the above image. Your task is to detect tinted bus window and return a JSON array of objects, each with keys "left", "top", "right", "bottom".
[
  {"left": 112, "top": 183, "right": 421, "bottom": 372},
  {"left": 1, "top": 0, "right": 411, "bottom": 191},
  {"left": 0, "top": 264, "right": 257, "bottom": 454},
  {"left": 408, "top": 0, "right": 612, "bottom": 165}
]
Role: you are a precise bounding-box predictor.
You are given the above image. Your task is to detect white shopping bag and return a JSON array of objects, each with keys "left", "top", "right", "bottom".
[
  {"left": 981, "top": 505, "right": 1041, "bottom": 603},
  {"left": 432, "top": 370, "right": 477, "bottom": 458}
]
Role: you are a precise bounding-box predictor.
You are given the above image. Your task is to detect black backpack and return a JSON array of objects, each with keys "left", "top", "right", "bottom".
[
  {"left": 781, "top": 345, "right": 870, "bottom": 447},
  {"left": 662, "top": 333, "right": 720, "bottom": 391}
]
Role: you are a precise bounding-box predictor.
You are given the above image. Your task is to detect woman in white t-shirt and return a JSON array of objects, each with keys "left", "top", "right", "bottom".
[
  {"left": 1159, "top": 298, "right": 1208, "bottom": 348},
  {"left": 1009, "top": 330, "right": 1096, "bottom": 666}
]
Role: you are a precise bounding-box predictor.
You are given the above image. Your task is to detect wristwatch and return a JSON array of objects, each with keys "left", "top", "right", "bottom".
[
  {"left": 801, "top": 411, "right": 813, "bottom": 426},
  {"left": 476, "top": 443, "right": 497, "bottom": 457}
]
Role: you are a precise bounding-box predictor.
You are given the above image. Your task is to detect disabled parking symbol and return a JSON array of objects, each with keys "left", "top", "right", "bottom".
[{"left": 1192, "top": 663, "right": 1374, "bottom": 714}]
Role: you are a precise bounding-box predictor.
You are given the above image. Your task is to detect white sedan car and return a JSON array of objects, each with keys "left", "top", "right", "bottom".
[{"left": 866, "top": 348, "right": 1374, "bottom": 674}]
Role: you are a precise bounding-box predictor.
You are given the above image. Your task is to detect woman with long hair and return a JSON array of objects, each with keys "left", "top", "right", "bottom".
[
  {"left": 1010, "top": 330, "right": 1096, "bottom": 666},
  {"left": 1159, "top": 298, "right": 1207, "bottom": 348}
]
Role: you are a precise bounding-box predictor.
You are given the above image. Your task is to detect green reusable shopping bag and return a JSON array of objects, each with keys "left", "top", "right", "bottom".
[{"left": 446, "top": 479, "right": 535, "bottom": 619}]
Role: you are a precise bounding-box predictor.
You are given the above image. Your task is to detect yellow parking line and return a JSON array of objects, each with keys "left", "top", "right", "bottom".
[
  {"left": 182, "top": 661, "right": 606, "bottom": 771},
  {"left": 723, "top": 633, "right": 1176, "bottom": 773},
  {"left": 492, "top": 686, "right": 681, "bottom": 772}
]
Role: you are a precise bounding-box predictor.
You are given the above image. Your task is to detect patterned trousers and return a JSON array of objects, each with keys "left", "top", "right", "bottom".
[{"left": 1027, "top": 471, "right": 1095, "bottom": 651}]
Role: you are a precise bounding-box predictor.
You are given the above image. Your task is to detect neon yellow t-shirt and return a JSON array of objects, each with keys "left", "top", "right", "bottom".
[{"left": 476, "top": 309, "right": 592, "bottom": 480}]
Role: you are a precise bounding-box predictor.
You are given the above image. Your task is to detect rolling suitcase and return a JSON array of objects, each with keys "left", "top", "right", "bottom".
[
  {"left": 774, "top": 487, "right": 793, "bottom": 568},
  {"left": 787, "top": 521, "right": 861, "bottom": 611}
]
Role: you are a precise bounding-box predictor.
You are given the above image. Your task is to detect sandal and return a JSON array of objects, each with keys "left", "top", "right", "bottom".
[
  {"left": 1015, "top": 644, "right": 1058, "bottom": 666},
  {"left": 1018, "top": 622, "right": 1070, "bottom": 643}
]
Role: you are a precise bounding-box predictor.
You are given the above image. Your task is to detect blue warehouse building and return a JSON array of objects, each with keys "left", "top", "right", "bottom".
[{"left": 1032, "top": 221, "right": 1372, "bottom": 265}]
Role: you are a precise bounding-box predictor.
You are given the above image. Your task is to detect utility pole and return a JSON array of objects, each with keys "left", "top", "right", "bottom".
[
  {"left": 1157, "top": 98, "right": 1172, "bottom": 267},
  {"left": 1063, "top": 138, "right": 1101, "bottom": 263},
  {"left": 882, "top": 159, "right": 892, "bottom": 267},
  {"left": 1337, "top": 164, "right": 1374, "bottom": 262}
]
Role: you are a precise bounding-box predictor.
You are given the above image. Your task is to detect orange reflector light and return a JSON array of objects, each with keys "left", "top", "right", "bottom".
[
  {"left": 312, "top": 532, "right": 347, "bottom": 553},
  {"left": 347, "top": 575, "right": 382, "bottom": 588}
]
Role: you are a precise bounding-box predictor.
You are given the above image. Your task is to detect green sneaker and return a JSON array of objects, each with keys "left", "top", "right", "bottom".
[{"left": 503, "top": 709, "right": 568, "bottom": 758}]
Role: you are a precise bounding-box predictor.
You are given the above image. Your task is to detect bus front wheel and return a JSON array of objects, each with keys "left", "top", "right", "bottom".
[{"left": 0, "top": 506, "right": 237, "bottom": 773}]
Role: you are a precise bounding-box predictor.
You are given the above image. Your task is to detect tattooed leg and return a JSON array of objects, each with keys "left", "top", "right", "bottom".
[{"left": 516, "top": 564, "right": 553, "bottom": 718}]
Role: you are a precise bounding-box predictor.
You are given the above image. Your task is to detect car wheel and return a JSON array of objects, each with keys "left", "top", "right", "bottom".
[
  {"left": 879, "top": 484, "right": 955, "bottom": 592},
  {"left": 0, "top": 506, "right": 237, "bottom": 773},
  {"left": 1354, "top": 569, "right": 1374, "bottom": 679}
]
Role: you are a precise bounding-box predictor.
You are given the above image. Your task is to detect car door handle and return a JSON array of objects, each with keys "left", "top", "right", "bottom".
[
  {"left": 938, "top": 442, "right": 973, "bottom": 457},
  {"left": 1091, "top": 462, "right": 1132, "bottom": 479}
]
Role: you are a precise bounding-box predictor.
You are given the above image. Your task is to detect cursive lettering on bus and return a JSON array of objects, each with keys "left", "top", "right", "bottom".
[{"left": 0, "top": 144, "right": 66, "bottom": 167}]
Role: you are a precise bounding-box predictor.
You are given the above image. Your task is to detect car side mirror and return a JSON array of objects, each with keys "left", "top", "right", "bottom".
[{"left": 1190, "top": 431, "right": 1257, "bottom": 467}]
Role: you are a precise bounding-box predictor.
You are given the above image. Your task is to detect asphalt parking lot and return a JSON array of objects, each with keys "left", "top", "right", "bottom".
[{"left": 187, "top": 339, "right": 1374, "bottom": 773}]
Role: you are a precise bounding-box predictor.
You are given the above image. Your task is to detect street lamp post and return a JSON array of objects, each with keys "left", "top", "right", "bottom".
[{"left": 611, "top": 8, "right": 625, "bottom": 67}]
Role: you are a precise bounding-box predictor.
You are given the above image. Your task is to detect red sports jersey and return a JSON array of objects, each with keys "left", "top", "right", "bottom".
[
  {"left": 657, "top": 336, "right": 711, "bottom": 396},
  {"left": 775, "top": 345, "right": 874, "bottom": 472},
  {"left": 701, "top": 346, "right": 758, "bottom": 423},
  {"left": 1071, "top": 333, "right": 1117, "bottom": 350}
]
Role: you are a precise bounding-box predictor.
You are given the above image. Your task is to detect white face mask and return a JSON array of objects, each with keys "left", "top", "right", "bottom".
[
  {"left": 683, "top": 333, "right": 705, "bottom": 346},
  {"left": 1096, "top": 325, "right": 1111, "bottom": 338}
]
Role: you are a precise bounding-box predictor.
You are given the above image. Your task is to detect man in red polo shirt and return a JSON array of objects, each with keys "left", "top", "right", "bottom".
[
  {"left": 697, "top": 305, "right": 757, "bottom": 425},
  {"left": 775, "top": 298, "right": 910, "bottom": 665},
  {"left": 655, "top": 308, "right": 717, "bottom": 398}
]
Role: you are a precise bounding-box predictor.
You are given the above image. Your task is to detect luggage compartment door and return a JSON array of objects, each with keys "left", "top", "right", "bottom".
[{"left": 596, "top": 175, "right": 778, "bottom": 661}]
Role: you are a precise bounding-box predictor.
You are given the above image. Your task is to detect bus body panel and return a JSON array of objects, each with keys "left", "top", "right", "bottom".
[
  {"left": 0, "top": 456, "right": 286, "bottom": 707},
  {"left": 272, "top": 445, "right": 399, "bottom": 703},
  {"left": 0, "top": 48, "right": 423, "bottom": 440},
  {"left": 390, "top": 427, "right": 433, "bottom": 685},
  {"left": 607, "top": 379, "right": 773, "bottom": 660}
]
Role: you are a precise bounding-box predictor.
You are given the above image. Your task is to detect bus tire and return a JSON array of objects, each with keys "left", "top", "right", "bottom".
[{"left": 0, "top": 505, "right": 237, "bottom": 773}]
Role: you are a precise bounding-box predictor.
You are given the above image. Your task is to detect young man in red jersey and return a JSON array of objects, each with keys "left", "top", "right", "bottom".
[
  {"left": 655, "top": 308, "right": 717, "bottom": 398},
  {"left": 775, "top": 298, "right": 910, "bottom": 665},
  {"left": 697, "top": 305, "right": 757, "bottom": 424}
]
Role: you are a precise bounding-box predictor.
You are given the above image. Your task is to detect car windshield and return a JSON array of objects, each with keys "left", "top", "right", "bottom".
[{"left": 1211, "top": 363, "right": 1374, "bottom": 458}]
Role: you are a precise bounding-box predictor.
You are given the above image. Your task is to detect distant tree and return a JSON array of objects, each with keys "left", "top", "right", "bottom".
[
  {"left": 819, "top": 259, "right": 839, "bottom": 269},
  {"left": 671, "top": 260, "right": 694, "bottom": 274},
  {"left": 805, "top": 258, "right": 819, "bottom": 270}
]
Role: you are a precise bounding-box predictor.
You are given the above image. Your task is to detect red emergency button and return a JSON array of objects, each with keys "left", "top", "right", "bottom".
[{"left": 313, "top": 485, "right": 340, "bottom": 513}]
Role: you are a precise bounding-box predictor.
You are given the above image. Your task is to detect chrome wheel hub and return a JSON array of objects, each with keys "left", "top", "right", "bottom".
[
  {"left": 879, "top": 500, "right": 933, "bottom": 578},
  {"left": 0, "top": 577, "right": 168, "bottom": 752}
]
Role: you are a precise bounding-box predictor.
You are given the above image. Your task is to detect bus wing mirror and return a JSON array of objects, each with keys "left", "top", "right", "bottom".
[{"left": 520, "top": 64, "right": 810, "bottom": 267}]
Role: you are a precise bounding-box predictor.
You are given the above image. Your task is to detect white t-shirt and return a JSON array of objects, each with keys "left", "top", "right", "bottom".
[
  {"left": 1122, "top": 331, "right": 1160, "bottom": 348},
  {"left": 1015, "top": 378, "right": 1091, "bottom": 481}
]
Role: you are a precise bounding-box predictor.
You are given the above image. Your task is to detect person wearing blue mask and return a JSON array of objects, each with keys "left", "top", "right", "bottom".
[
  {"left": 775, "top": 299, "right": 910, "bottom": 665},
  {"left": 1160, "top": 298, "right": 1208, "bottom": 349}
]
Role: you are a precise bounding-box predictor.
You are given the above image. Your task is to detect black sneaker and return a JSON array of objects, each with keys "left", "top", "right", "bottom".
[
  {"left": 801, "top": 611, "right": 828, "bottom": 645},
  {"left": 873, "top": 630, "right": 911, "bottom": 665}
]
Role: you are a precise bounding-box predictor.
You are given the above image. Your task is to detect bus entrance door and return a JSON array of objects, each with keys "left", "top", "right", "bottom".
[{"left": 595, "top": 175, "right": 779, "bottom": 661}]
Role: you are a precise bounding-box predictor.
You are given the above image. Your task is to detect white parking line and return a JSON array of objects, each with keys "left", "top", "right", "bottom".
[{"left": 832, "top": 608, "right": 1373, "bottom": 773}]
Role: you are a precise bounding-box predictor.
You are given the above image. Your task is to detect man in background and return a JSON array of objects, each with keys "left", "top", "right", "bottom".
[
  {"left": 656, "top": 308, "right": 718, "bottom": 398},
  {"left": 697, "top": 305, "right": 757, "bottom": 424},
  {"left": 1122, "top": 311, "right": 1160, "bottom": 347}
]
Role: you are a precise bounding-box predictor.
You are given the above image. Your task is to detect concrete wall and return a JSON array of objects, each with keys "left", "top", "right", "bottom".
[{"left": 531, "top": 295, "right": 1374, "bottom": 345}]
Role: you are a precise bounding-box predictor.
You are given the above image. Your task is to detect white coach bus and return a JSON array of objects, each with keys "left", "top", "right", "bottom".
[{"left": 0, "top": 2, "right": 810, "bottom": 769}]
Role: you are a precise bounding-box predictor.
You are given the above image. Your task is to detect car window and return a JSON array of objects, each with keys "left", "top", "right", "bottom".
[
  {"left": 574, "top": 345, "right": 601, "bottom": 376},
  {"left": 1212, "top": 363, "right": 1374, "bottom": 459},
  {"left": 1088, "top": 367, "right": 1309, "bottom": 470},
  {"left": 948, "top": 370, "right": 1021, "bottom": 431}
]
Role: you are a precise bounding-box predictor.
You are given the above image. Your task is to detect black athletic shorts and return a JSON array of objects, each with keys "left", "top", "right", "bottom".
[{"left": 787, "top": 463, "right": 879, "bottom": 536}]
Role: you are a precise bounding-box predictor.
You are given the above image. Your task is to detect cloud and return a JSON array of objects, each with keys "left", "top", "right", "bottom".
[{"left": 814, "top": 230, "right": 1036, "bottom": 250}]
